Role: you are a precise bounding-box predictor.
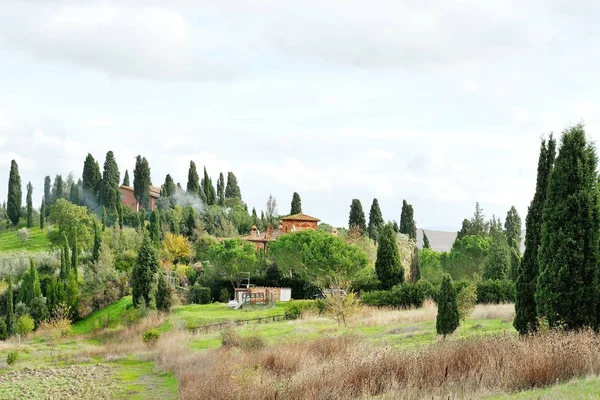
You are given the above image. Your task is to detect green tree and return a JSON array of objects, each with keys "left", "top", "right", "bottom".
[
  {"left": 436, "top": 274, "right": 459, "bottom": 338},
  {"left": 409, "top": 246, "right": 420, "bottom": 283},
  {"left": 62, "top": 234, "right": 71, "bottom": 280},
  {"left": 374, "top": 223, "right": 404, "bottom": 289},
  {"left": 516, "top": 147, "right": 556, "bottom": 331},
  {"left": 149, "top": 209, "right": 161, "bottom": 246},
  {"left": 43, "top": 175, "right": 51, "bottom": 214},
  {"left": 92, "top": 222, "right": 101, "bottom": 263},
  {"left": 39, "top": 199, "right": 45, "bottom": 230},
  {"left": 132, "top": 234, "right": 160, "bottom": 308},
  {"left": 7, "top": 160, "right": 22, "bottom": 226},
  {"left": 225, "top": 172, "right": 242, "bottom": 200},
  {"left": 208, "top": 239, "right": 258, "bottom": 289},
  {"left": 422, "top": 230, "right": 431, "bottom": 249},
  {"left": 457, "top": 203, "right": 489, "bottom": 239},
  {"left": 26, "top": 182, "right": 33, "bottom": 228},
  {"left": 48, "top": 199, "right": 95, "bottom": 250},
  {"left": 251, "top": 207, "right": 259, "bottom": 227},
  {"left": 82, "top": 153, "right": 102, "bottom": 204},
  {"left": 536, "top": 125, "right": 599, "bottom": 330},
  {"left": 201, "top": 166, "right": 217, "bottom": 205},
  {"left": 123, "top": 169, "right": 130, "bottom": 186},
  {"left": 69, "top": 180, "right": 81, "bottom": 205},
  {"left": 504, "top": 206, "right": 522, "bottom": 280},
  {"left": 71, "top": 229, "right": 78, "bottom": 280},
  {"left": 216, "top": 172, "right": 225, "bottom": 206},
  {"left": 483, "top": 228, "right": 511, "bottom": 280},
  {"left": 156, "top": 272, "right": 172, "bottom": 312},
  {"left": 52, "top": 175, "right": 64, "bottom": 201},
  {"left": 6, "top": 275, "right": 13, "bottom": 335},
  {"left": 399, "top": 200, "right": 417, "bottom": 240},
  {"left": 187, "top": 161, "right": 200, "bottom": 196},
  {"left": 101, "top": 206, "right": 107, "bottom": 231},
  {"left": 163, "top": 174, "right": 176, "bottom": 197},
  {"left": 290, "top": 192, "right": 302, "bottom": 215},
  {"left": 367, "top": 198, "right": 384, "bottom": 242},
  {"left": 441, "top": 235, "right": 491, "bottom": 280},
  {"left": 133, "top": 155, "right": 152, "bottom": 210},
  {"left": 100, "top": 151, "right": 121, "bottom": 211},
  {"left": 348, "top": 199, "right": 367, "bottom": 234}
]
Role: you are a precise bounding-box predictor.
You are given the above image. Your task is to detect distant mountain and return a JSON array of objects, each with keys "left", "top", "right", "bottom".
[{"left": 416, "top": 229, "right": 457, "bottom": 252}]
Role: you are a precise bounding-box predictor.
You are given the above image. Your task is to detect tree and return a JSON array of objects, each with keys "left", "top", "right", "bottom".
[
  {"left": 504, "top": 206, "right": 522, "bottom": 281},
  {"left": 536, "top": 125, "right": 599, "bottom": 330},
  {"left": 82, "top": 153, "right": 102, "bottom": 204},
  {"left": 457, "top": 203, "right": 489, "bottom": 239},
  {"left": 186, "top": 161, "right": 200, "bottom": 196},
  {"left": 225, "top": 172, "right": 242, "bottom": 200},
  {"left": 123, "top": 169, "right": 130, "bottom": 186},
  {"left": 208, "top": 238, "right": 257, "bottom": 289},
  {"left": 266, "top": 194, "right": 278, "bottom": 225},
  {"left": 483, "top": 227, "right": 511, "bottom": 280},
  {"left": 367, "top": 198, "right": 384, "bottom": 242},
  {"left": 251, "top": 207, "right": 259, "bottom": 227},
  {"left": 514, "top": 140, "right": 557, "bottom": 335},
  {"left": 6, "top": 275, "right": 13, "bottom": 335},
  {"left": 162, "top": 233, "right": 192, "bottom": 264},
  {"left": 290, "top": 192, "right": 302, "bottom": 215},
  {"left": 43, "top": 175, "right": 51, "bottom": 214},
  {"left": 26, "top": 182, "right": 33, "bottom": 228},
  {"left": 48, "top": 199, "right": 95, "bottom": 250},
  {"left": 133, "top": 155, "right": 152, "bottom": 210},
  {"left": 374, "top": 223, "right": 404, "bottom": 289},
  {"left": 15, "top": 315, "right": 34, "bottom": 339},
  {"left": 7, "top": 160, "right": 22, "bottom": 225},
  {"left": 132, "top": 234, "right": 160, "bottom": 308},
  {"left": 216, "top": 172, "right": 225, "bottom": 205},
  {"left": 69, "top": 180, "right": 81, "bottom": 205},
  {"left": 422, "top": 230, "right": 431, "bottom": 249},
  {"left": 163, "top": 174, "right": 176, "bottom": 197},
  {"left": 101, "top": 206, "right": 107, "bottom": 231},
  {"left": 436, "top": 274, "right": 459, "bottom": 338},
  {"left": 39, "top": 199, "right": 45, "bottom": 230},
  {"left": 348, "top": 199, "right": 367, "bottom": 234},
  {"left": 149, "top": 209, "right": 161, "bottom": 246},
  {"left": 52, "top": 175, "right": 64, "bottom": 201},
  {"left": 156, "top": 272, "right": 172, "bottom": 312},
  {"left": 399, "top": 200, "right": 417, "bottom": 240},
  {"left": 62, "top": 234, "right": 71, "bottom": 280},
  {"left": 409, "top": 246, "right": 420, "bottom": 283},
  {"left": 92, "top": 222, "right": 101, "bottom": 263},
  {"left": 201, "top": 166, "right": 217, "bottom": 205},
  {"left": 100, "top": 151, "right": 120, "bottom": 211},
  {"left": 71, "top": 229, "right": 78, "bottom": 279}
]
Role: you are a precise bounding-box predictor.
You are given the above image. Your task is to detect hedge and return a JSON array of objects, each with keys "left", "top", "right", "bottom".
[
  {"left": 188, "top": 285, "right": 211, "bottom": 304},
  {"left": 476, "top": 280, "right": 515, "bottom": 304}
]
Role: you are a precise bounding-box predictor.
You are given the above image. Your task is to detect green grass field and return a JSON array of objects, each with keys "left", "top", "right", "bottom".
[
  {"left": 0, "top": 224, "right": 52, "bottom": 252},
  {"left": 488, "top": 376, "right": 600, "bottom": 399},
  {"left": 72, "top": 296, "right": 134, "bottom": 335},
  {"left": 172, "top": 302, "right": 288, "bottom": 328}
]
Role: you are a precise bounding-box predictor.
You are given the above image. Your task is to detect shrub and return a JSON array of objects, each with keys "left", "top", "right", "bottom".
[
  {"left": 456, "top": 284, "right": 477, "bottom": 322},
  {"left": 284, "top": 300, "right": 320, "bottom": 320},
  {"left": 6, "top": 350, "right": 18, "bottom": 366},
  {"left": 361, "top": 283, "right": 426, "bottom": 308},
  {"left": 240, "top": 333, "right": 265, "bottom": 350},
  {"left": 15, "top": 315, "right": 35, "bottom": 337},
  {"left": 323, "top": 292, "right": 361, "bottom": 326},
  {"left": 142, "top": 329, "right": 160, "bottom": 348},
  {"left": 476, "top": 280, "right": 515, "bottom": 304},
  {"left": 220, "top": 324, "right": 241, "bottom": 347},
  {"left": 188, "top": 285, "right": 211, "bottom": 304},
  {"left": 0, "top": 319, "right": 7, "bottom": 340},
  {"left": 219, "top": 288, "right": 230, "bottom": 303},
  {"left": 17, "top": 228, "right": 29, "bottom": 246}
]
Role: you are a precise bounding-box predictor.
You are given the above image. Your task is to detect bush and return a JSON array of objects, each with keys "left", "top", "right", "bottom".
[
  {"left": 15, "top": 315, "right": 35, "bottom": 337},
  {"left": 220, "top": 324, "right": 241, "bottom": 347},
  {"left": 0, "top": 319, "right": 7, "bottom": 340},
  {"left": 6, "top": 350, "right": 18, "bottom": 366},
  {"left": 284, "top": 300, "right": 320, "bottom": 320},
  {"left": 188, "top": 285, "right": 211, "bottom": 304},
  {"left": 457, "top": 284, "right": 477, "bottom": 322},
  {"left": 219, "top": 288, "right": 230, "bottom": 303},
  {"left": 476, "top": 280, "right": 515, "bottom": 304},
  {"left": 240, "top": 333, "right": 265, "bottom": 350},
  {"left": 142, "top": 329, "right": 160, "bottom": 348},
  {"left": 361, "top": 283, "right": 426, "bottom": 308}
]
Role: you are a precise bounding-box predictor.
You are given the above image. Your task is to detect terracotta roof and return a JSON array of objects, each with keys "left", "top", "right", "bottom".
[
  {"left": 120, "top": 185, "right": 161, "bottom": 199},
  {"left": 279, "top": 213, "right": 320, "bottom": 222}
]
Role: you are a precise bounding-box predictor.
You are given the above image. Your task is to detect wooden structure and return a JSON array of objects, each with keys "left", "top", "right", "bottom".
[{"left": 234, "top": 286, "right": 292, "bottom": 305}]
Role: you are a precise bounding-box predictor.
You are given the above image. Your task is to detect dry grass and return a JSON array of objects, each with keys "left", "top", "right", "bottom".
[
  {"left": 471, "top": 302, "right": 515, "bottom": 322},
  {"left": 164, "top": 329, "right": 600, "bottom": 400}
]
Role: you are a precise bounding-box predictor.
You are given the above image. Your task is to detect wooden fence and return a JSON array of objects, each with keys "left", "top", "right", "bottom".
[{"left": 189, "top": 314, "right": 286, "bottom": 334}]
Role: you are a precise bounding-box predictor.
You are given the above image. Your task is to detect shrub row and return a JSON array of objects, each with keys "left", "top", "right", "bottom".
[
  {"left": 475, "top": 280, "right": 515, "bottom": 304},
  {"left": 284, "top": 300, "right": 324, "bottom": 320}
]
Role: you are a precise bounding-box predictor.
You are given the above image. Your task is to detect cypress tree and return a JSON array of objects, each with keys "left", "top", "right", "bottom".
[
  {"left": 536, "top": 125, "right": 599, "bottom": 330},
  {"left": 436, "top": 274, "right": 459, "bottom": 338},
  {"left": 252, "top": 207, "right": 259, "bottom": 227},
  {"left": 260, "top": 211, "right": 266, "bottom": 231},
  {"left": 71, "top": 230, "right": 78, "bottom": 280},
  {"left": 201, "top": 167, "right": 216, "bottom": 205},
  {"left": 132, "top": 234, "right": 160, "bottom": 308},
  {"left": 123, "top": 169, "right": 130, "bottom": 186},
  {"left": 225, "top": 172, "right": 242, "bottom": 200},
  {"left": 156, "top": 272, "right": 172, "bottom": 312},
  {"left": 133, "top": 155, "right": 152, "bottom": 209},
  {"left": 27, "top": 258, "right": 42, "bottom": 306},
  {"left": 163, "top": 174, "right": 176, "bottom": 197},
  {"left": 348, "top": 199, "right": 367, "bottom": 234},
  {"left": 100, "top": 151, "right": 120, "bottom": 211},
  {"left": 185, "top": 207, "right": 196, "bottom": 239},
  {"left": 290, "top": 192, "right": 302, "bottom": 215},
  {"left": 63, "top": 235, "right": 71, "bottom": 280},
  {"left": 409, "top": 246, "right": 420, "bottom": 283},
  {"left": 367, "top": 198, "right": 384, "bottom": 242},
  {"left": 39, "top": 199, "right": 45, "bottom": 230},
  {"left": 217, "top": 172, "right": 225, "bottom": 205},
  {"left": 26, "top": 182, "right": 33, "bottom": 228},
  {"left": 187, "top": 161, "right": 200, "bottom": 196},
  {"left": 43, "top": 175, "right": 51, "bottom": 213},
  {"left": 92, "top": 222, "right": 101, "bottom": 263},
  {"left": 82, "top": 153, "right": 102, "bottom": 203},
  {"left": 52, "top": 174, "right": 64, "bottom": 200},
  {"left": 392, "top": 221, "right": 399, "bottom": 233},
  {"left": 483, "top": 228, "right": 510, "bottom": 280},
  {"left": 7, "top": 160, "right": 22, "bottom": 226},
  {"left": 69, "top": 181, "right": 80, "bottom": 205},
  {"left": 400, "top": 200, "right": 417, "bottom": 240},
  {"left": 375, "top": 223, "right": 404, "bottom": 289},
  {"left": 118, "top": 202, "right": 124, "bottom": 229},
  {"left": 101, "top": 206, "right": 107, "bottom": 231},
  {"left": 6, "top": 275, "right": 13, "bottom": 335},
  {"left": 422, "top": 230, "right": 431, "bottom": 249},
  {"left": 505, "top": 206, "right": 522, "bottom": 281},
  {"left": 149, "top": 209, "right": 161, "bottom": 245}
]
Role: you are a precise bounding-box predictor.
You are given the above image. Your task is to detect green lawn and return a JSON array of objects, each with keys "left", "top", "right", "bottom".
[
  {"left": 488, "top": 376, "right": 600, "bottom": 399},
  {"left": 172, "top": 302, "right": 288, "bottom": 328},
  {"left": 0, "top": 225, "right": 52, "bottom": 252},
  {"left": 72, "top": 296, "right": 134, "bottom": 335}
]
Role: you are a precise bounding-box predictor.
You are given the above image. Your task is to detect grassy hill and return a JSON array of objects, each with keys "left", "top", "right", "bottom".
[{"left": 0, "top": 225, "right": 52, "bottom": 252}]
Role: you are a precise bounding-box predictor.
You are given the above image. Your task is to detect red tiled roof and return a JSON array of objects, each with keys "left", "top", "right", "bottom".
[{"left": 279, "top": 213, "right": 320, "bottom": 222}]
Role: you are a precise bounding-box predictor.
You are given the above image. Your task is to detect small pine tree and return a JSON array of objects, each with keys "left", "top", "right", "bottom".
[
  {"left": 132, "top": 235, "right": 160, "bottom": 308},
  {"left": 156, "top": 272, "right": 172, "bottom": 312},
  {"left": 290, "top": 192, "right": 302, "bottom": 215},
  {"left": 40, "top": 199, "right": 45, "bottom": 230},
  {"left": 367, "top": 198, "right": 384, "bottom": 242},
  {"left": 123, "top": 169, "right": 130, "bottom": 186},
  {"left": 7, "top": 160, "right": 22, "bottom": 226},
  {"left": 348, "top": 199, "right": 367, "bottom": 234},
  {"left": 26, "top": 182, "right": 33, "bottom": 228},
  {"left": 187, "top": 161, "right": 200, "bottom": 196},
  {"left": 422, "top": 230, "right": 431, "bottom": 249},
  {"left": 149, "top": 209, "right": 161, "bottom": 245},
  {"left": 6, "top": 275, "right": 14, "bottom": 336},
  {"left": 436, "top": 274, "right": 459, "bottom": 338},
  {"left": 375, "top": 223, "right": 404, "bottom": 289}
]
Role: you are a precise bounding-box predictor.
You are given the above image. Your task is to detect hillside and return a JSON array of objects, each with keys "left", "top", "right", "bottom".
[
  {"left": 0, "top": 225, "right": 52, "bottom": 252},
  {"left": 417, "top": 229, "right": 457, "bottom": 252}
]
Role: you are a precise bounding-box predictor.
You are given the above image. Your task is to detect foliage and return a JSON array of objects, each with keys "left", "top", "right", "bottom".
[
  {"left": 476, "top": 280, "right": 515, "bottom": 304},
  {"left": 188, "top": 285, "right": 211, "bottom": 304},
  {"left": 0, "top": 319, "right": 6, "bottom": 340},
  {"left": 15, "top": 315, "right": 35, "bottom": 337},
  {"left": 132, "top": 234, "right": 159, "bottom": 309},
  {"left": 216, "top": 172, "right": 225, "bottom": 206},
  {"left": 225, "top": 172, "right": 242, "bottom": 200},
  {"left": 323, "top": 291, "right": 360, "bottom": 326},
  {"left": 483, "top": 229, "right": 511, "bottom": 280},
  {"left": 284, "top": 300, "right": 321, "bottom": 320},
  {"left": 7, "top": 160, "right": 22, "bottom": 226},
  {"left": 100, "top": 151, "right": 121, "bottom": 212},
  {"left": 367, "top": 198, "right": 384, "bottom": 242},
  {"left": 537, "top": 125, "right": 599, "bottom": 330},
  {"left": 409, "top": 246, "right": 420, "bottom": 283},
  {"left": 156, "top": 272, "right": 172, "bottom": 312},
  {"left": 142, "top": 328, "right": 160, "bottom": 348},
  {"left": 228, "top": 205, "right": 253, "bottom": 235},
  {"left": 342, "top": 227, "right": 377, "bottom": 267},
  {"left": 48, "top": 199, "right": 95, "bottom": 249},
  {"left": 419, "top": 248, "right": 443, "bottom": 285},
  {"left": 361, "top": 282, "right": 432, "bottom": 308},
  {"left": 270, "top": 230, "right": 368, "bottom": 288},
  {"left": 26, "top": 182, "right": 33, "bottom": 228},
  {"left": 436, "top": 274, "right": 459, "bottom": 337},
  {"left": 161, "top": 233, "right": 191, "bottom": 264},
  {"left": 201, "top": 166, "right": 217, "bottom": 205},
  {"left": 515, "top": 136, "right": 556, "bottom": 335},
  {"left": 422, "top": 230, "right": 431, "bottom": 249},
  {"left": 29, "top": 295, "right": 49, "bottom": 328},
  {"left": 40, "top": 199, "right": 45, "bottom": 230},
  {"left": 6, "top": 350, "right": 18, "bottom": 366},
  {"left": 219, "top": 288, "right": 230, "bottom": 303},
  {"left": 375, "top": 223, "right": 404, "bottom": 289},
  {"left": 441, "top": 235, "right": 491, "bottom": 281},
  {"left": 348, "top": 199, "right": 367, "bottom": 234},
  {"left": 208, "top": 238, "right": 257, "bottom": 289},
  {"left": 17, "top": 228, "right": 28, "bottom": 246},
  {"left": 399, "top": 200, "right": 417, "bottom": 240},
  {"left": 504, "top": 206, "right": 522, "bottom": 280},
  {"left": 122, "top": 169, "right": 130, "bottom": 186},
  {"left": 456, "top": 283, "right": 477, "bottom": 322},
  {"left": 457, "top": 202, "right": 489, "bottom": 239},
  {"left": 149, "top": 209, "right": 161, "bottom": 246},
  {"left": 82, "top": 153, "right": 102, "bottom": 205},
  {"left": 133, "top": 155, "right": 152, "bottom": 209},
  {"left": 6, "top": 275, "right": 13, "bottom": 335},
  {"left": 187, "top": 161, "right": 200, "bottom": 196},
  {"left": 290, "top": 192, "right": 302, "bottom": 215}
]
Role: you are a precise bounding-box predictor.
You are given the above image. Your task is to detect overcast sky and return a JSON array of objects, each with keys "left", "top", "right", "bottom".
[{"left": 0, "top": 0, "right": 599, "bottom": 230}]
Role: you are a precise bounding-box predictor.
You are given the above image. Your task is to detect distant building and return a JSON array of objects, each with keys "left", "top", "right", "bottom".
[
  {"left": 119, "top": 185, "right": 161, "bottom": 212},
  {"left": 242, "top": 212, "right": 321, "bottom": 251}
]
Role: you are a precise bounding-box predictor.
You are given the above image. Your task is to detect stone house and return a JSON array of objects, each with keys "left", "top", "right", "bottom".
[{"left": 119, "top": 185, "right": 161, "bottom": 212}]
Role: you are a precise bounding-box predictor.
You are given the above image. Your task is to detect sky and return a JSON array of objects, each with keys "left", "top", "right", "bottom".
[{"left": 0, "top": 0, "right": 599, "bottom": 230}]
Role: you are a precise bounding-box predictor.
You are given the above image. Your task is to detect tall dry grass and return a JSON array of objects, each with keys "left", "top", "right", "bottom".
[{"left": 170, "top": 329, "right": 600, "bottom": 400}]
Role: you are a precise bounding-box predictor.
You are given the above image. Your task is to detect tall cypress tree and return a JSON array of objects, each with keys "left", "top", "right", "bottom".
[
  {"left": 156, "top": 271, "right": 172, "bottom": 312},
  {"left": 52, "top": 174, "right": 64, "bottom": 201},
  {"left": 123, "top": 169, "right": 130, "bottom": 186},
  {"left": 225, "top": 172, "right": 242, "bottom": 200},
  {"left": 217, "top": 172, "right": 225, "bottom": 205},
  {"left": 133, "top": 155, "right": 152, "bottom": 209},
  {"left": 410, "top": 246, "right": 420, "bottom": 283},
  {"left": 101, "top": 206, "right": 107, "bottom": 231},
  {"left": 504, "top": 206, "right": 522, "bottom": 281},
  {"left": 69, "top": 181, "right": 80, "bottom": 205},
  {"left": 348, "top": 199, "right": 367, "bottom": 234},
  {"left": 100, "top": 151, "right": 120, "bottom": 211},
  {"left": 251, "top": 207, "right": 259, "bottom": 227},
  {"left": 536, "top": 125, "right": 600, "bottom": 330},
  {"left": 367, "top": 198, "right": 384, "bottom": 242},
  {"left": 43, "top": 175, "right": 51, "bottom": 214},
  {"left": 201, "top": 167, "right": 216, "bottom": 205},
  {"left": 400, "top": 200, "right": 417, "bottom": 240},
  {"left": 132, "top": 234, "right": 160, "bottom": 308},
  {"left": 6, "top": 275, "right": 13, "bottom": 335},
  {"left": 82, "top": 153, "right": 102, "bottom": 204},
  {"left": 422, "top": 230, "right": 431, "bottom": 249},
  {"left": 163, "top": 174, "right": 176, "bottom": 197},
  {"left": 375, "top": 223, "right": 404, "bottom": 289},
  {"left": 40, "top": 199, "right": 45, "bottom": 230},
  {"left": 71, "top": 230, "right": 78, "bottom": 280},
  {"left": 290, "top": 192, "right": 302, "bottom": 215},
  {"left": 436, "top": 274, "right": 459, "bottom": 338},
  {"left": 28, "top": 258, "right": 42, "bottom": 305},
  {"left": 26, "top": 182, "right": 33, "bottom": 228},
  {"left": 187, "top": 161, "right": 200, "bottom": 196},
  {"left": 63, "top": 234, "right": 71, "bottom": 279},
  {"left": 92, "top": 222, "right": 101, "bottom": 263},
  {"left": 149, "top": 209, "right": 161, "bottom": 246},
  {"left": 7, "top": 160, "right": 22, "bottom": 226}
]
